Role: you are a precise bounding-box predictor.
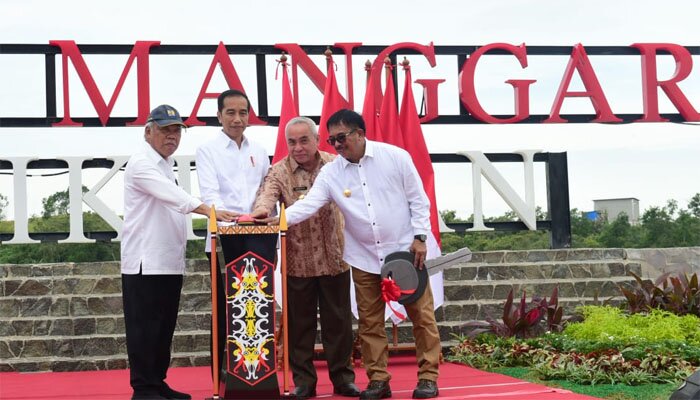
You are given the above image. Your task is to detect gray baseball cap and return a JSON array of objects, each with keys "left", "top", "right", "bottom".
[{"left": 147, "top": 104, "right": 186, "bottom": 128}]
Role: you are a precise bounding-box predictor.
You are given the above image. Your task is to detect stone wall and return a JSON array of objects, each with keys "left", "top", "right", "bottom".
[
  {"left": 2, "top": 247, "right": 697, "bottom": 372},
  {"left": 625, "top": 247, "right": 700, "bottom": 278}
]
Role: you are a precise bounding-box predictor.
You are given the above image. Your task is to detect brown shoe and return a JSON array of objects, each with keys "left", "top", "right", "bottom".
[
  {"left": 360, "top": 380, "right": 391, "bottom": 399},
  {"left": 412, "top": 379, "right": 438, "bottom": 399}
]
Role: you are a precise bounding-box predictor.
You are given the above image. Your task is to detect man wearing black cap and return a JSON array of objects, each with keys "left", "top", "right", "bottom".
[
  {"left": 121, "top": 104, "right": 233, "bottom": 400},
  {"left": 258, "top": 109, "right": 441, "bottom": 399}
]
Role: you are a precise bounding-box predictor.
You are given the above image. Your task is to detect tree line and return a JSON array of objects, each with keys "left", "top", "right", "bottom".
[
  {"left": 0, "top": 190, "right": 699, "bottom": 264},
  {"left": 440, "top": 193, "right": 700, "bottom": 253}
]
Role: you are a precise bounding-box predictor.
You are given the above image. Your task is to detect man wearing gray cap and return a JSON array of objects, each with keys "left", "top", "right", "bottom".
[{"left": 121, "top": 105, "right": 234, "bottom": 400}]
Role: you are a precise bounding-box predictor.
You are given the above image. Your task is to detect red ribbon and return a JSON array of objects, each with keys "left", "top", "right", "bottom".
[{"left": 381, "top": 277, "right": 415, "bottom": 320}]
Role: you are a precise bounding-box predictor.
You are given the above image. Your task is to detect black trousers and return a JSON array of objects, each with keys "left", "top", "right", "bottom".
[
  {"left": 122, "top": 270, "right": 183, "bottom": 393},
  {"left": 288, "top": 270, "right": 355, "bottom": 388}
]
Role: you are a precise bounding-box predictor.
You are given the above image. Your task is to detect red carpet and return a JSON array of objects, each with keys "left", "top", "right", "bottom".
[{"left": 0, "top": 355, "right": 598, "bottom": 399}]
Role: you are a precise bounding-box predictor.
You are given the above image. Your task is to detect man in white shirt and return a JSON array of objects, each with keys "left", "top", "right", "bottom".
[
  {"left": 121, "top": 104, "right": 233, "bottom": 400},
  {"left": 195, "top": 89, "right": 270, "bottom": 378},
  {"left": 259, "top": 109, "right": 441, "bottom": 399}
]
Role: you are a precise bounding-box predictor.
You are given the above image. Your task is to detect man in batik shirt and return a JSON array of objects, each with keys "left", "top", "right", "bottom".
[{"left": 252, "top": 116, "right": 359, "bottom": 400}]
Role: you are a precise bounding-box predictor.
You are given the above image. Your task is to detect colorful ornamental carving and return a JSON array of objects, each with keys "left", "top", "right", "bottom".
[{"left": 225, "top": 251, "right": 277, "bottom": 386}]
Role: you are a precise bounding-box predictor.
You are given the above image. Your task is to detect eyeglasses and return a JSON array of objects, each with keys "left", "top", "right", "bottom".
[{"left": 326, "top": 129, "right": 357, "bottom": 145}]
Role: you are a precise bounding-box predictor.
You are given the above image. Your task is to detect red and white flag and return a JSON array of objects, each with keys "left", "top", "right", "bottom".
[
  {"left": 378, "top": 63, "right": 405, "bottom": 148},
  {"left": 272, "top": 59, "right": 298, "bottom": 164},
  {"left": 362, "top": 65, "right": 383, "bottom": 141},
  {"left": 317, "top": 56, "right": 349, "bottom": 153},
  {"left": 399, "top": 63, "right": 442, "bottom": 253},
  {"left": 359, "top": 60, "right": 444, "bottom": 323},
  {"left": 398, "top": 61, "right": 444, "bottom": 313}
]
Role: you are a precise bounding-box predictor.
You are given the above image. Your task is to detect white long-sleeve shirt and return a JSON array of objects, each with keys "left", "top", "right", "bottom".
[
  {"left": 121, "top": 143, "right": 202, "bottom": 275},
  {"left": 286, "top": 140, "right": 431, "bottom": 274},
  {"left": 195, "top": 130, "right": 270, "bottom": 251}
]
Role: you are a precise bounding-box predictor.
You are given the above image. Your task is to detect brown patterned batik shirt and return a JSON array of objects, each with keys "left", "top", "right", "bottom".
[{"left": 253, "top": 151, "right": 348, "bottom": 278}]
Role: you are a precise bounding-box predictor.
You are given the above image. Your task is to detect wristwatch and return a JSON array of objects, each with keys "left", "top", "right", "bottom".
[{"left": 414, "top": 234, "right": 427, "bottom": 242}]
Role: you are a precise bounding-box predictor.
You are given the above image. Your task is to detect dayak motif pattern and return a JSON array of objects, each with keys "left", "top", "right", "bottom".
[
  {"left": 218, "top": 225, "right": 280, "bottom": 235},
  {"left": 225, "top": 251, "right": 276, "bottom": 385}
]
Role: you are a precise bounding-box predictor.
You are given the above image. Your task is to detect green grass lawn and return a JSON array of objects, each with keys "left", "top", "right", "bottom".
[{"left": 490, "top": 367, "right": 679, "bottom": 400}]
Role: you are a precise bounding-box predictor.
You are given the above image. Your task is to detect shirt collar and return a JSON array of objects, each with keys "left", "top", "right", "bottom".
[
  {"left": 364, "top": 139, "right": 376, "bottom": 158},
  {"left": 217, "top": 129, "right": 248, "bottom": 149},
  {"left": 339, "top": 139, "right": 374, "bottom": 168},
  {"left": 143, "top": 142, "right": 174, "bottom": 167}
]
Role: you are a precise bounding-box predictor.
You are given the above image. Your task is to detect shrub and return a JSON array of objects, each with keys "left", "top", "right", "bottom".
[
  {"left": 449, "top": 334, "right": 695, "bottom": 385},
  {"left": 620, "top": 271, "right": 700, "bottom": 317},
  {"left": 462, "top": 287, "right": 563, "bottom": 338},
  {"left": 564, "top": 306, "right": 700, "bottom": 345},
  {"left": 450, "top": 335, "right": 553, "bottom": 369},
  {"left": 533, "top": 349, "right": 694, "bottom": 385},
  {"left": 619, "top": 272, "right": 669, "bottom": 314}
]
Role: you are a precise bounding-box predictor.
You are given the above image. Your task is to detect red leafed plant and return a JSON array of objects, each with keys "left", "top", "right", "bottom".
[
  {"left": 619, "top": 271, "right": 700, "bottom": 317},
  {"left": 463, "top": 287, "right": 564, "bottom": 338},
  {"left": 618, "top": 271, "right": 670, "bottom": 314}
]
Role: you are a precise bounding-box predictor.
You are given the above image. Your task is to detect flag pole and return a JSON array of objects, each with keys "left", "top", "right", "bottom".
[
  {"left": 208, "top": 206, "right": 220, "bottom": 400},
  {"left": 279, "top": 203, "right": 291, "bottom": 396}
]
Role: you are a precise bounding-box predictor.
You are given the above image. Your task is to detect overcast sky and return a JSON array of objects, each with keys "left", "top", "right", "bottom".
[{"left": 1, "top": 0, "right": 699, "bottom": 221}]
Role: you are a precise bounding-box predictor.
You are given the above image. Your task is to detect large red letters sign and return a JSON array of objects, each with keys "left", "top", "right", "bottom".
[{"left": 47, "top": 41, "right": 700, "bottom": 126}]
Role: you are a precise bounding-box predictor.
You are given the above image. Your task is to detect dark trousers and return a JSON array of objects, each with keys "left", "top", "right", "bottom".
[
  {"left": 206, "top": 252, "right": 227, "bottom": 377},
  {"left": 122, "top": 270, "right": 183, "bottom": 394},
  {"left": 288, "top": 270, "right": 355, "bottom": 388}
]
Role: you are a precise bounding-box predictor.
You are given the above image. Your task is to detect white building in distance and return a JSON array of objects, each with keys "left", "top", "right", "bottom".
[{"left": 593, "top": 198, "right": 640, "bottom": 225}]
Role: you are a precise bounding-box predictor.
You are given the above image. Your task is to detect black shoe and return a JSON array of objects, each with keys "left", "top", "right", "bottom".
[
  {"left": 291, "top": 385, "right": 316, "bottom": 399},
  {"left": 360, "top": 380, "right": 391, "bottom": 399},
  {"left": 334, "top": 382, "right": 361, "bottom": 397},
  {"left": 159, "top": 383, "right": 191, "bottom": 400},
  {"left": 412, "top": 379, "right": 438, "bottom": 399},
  {"left": 131, "top": 391, "right": 167, "bottom": 400}
]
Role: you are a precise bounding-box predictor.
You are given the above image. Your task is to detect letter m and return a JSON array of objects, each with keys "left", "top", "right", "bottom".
[{"left": 50, "top": 40, "right": 159, "bottom": 126}]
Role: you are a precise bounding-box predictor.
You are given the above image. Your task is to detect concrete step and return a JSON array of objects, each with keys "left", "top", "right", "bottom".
[
  {"left": 3, "top": 274, "right": 636, "bottom": 319},
  {"left": 0, "top": 352, "right": 210, "bottom": 373},
  {"left": 0, "top": 311, "right": 216, "bottom": 337},
  {"left": 470, "top": 248, "right": 628, "bottom": 264},
  {"left": 1, "top": 260, "right": 208, "bottom": 279},
  {"left": 0, "top": 322, "right": 459, "bottom": 373},
  {"left": 0, "top": 330, "right": 210, "bottom": 360},
  {"left": 2, "top": 250, "right": 634, "bottom": 281},
  {"left": 3, "top": 261, "right": 639, "bottom": 298},
  {"left": 1, "top": 292, "right": 224, "bottom": 318},
  {"left": 442, "top": 276, "right": 636, "bottom": 301},
  {"left": 2, "top": 337, "right": 464, "bottom": 373},
  {"left": 444, "top": 261, "right": 641, "bottom": 282},
  {"left": 1, "top": 271, "right": 210, "bottom": 297},
  {"left": 1, "top": 292, "right": 625, "bottom": 338}
]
